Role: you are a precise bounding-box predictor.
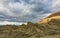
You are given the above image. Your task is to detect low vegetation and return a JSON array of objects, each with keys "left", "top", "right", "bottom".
[{"left": 0, "top": 20, "right": 60, "bottom": 38}]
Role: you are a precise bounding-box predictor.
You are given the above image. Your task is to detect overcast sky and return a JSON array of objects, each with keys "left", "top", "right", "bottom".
[{"left": 0, "top": 0, "right": 60, "bottom": 25}]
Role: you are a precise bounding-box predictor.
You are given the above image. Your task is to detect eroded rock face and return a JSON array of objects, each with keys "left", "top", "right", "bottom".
[{"left": 38, "top": 11, "right": 60, "bottom": 24}]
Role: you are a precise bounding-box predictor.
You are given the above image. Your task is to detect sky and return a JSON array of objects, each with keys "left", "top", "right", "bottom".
[{"left": 0, "top": 0, "right": 60, "bottom": 25}]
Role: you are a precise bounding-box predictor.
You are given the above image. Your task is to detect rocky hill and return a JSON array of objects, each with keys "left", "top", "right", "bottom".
[{"left": 0, "top": 11, "right": 60, "bottom": 38}]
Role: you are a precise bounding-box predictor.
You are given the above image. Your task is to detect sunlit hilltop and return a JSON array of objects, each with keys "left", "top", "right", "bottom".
[{"left": 38, "top": 11, "right": 60, "bottom": 24}]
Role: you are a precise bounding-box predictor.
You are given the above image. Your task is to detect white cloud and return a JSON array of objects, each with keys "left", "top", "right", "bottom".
[
  {"left": 0, "top": 7, "right": 15, "bottom": 17},
  {"left": 48, "top": 0, "right": 60, "bottom": 12},
  {"left": 51, "top": 0, "right": 60, "bottom": 8},
  {"left": 0, "top": 21, "right": 27, "bottom": 25},
  {"left": 8, "top": 2, "right": 33, "bottom": 17}
]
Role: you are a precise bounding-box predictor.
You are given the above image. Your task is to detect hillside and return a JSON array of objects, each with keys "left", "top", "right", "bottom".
[
  {"left": 1, "top": 22, "right": 60, "bottom": 38},
  {"left": 0, "top": 11, "right": 60, "bottom": 38},
  {"left": 38, "top": 11, "right": 60, "bottom": 24}
]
